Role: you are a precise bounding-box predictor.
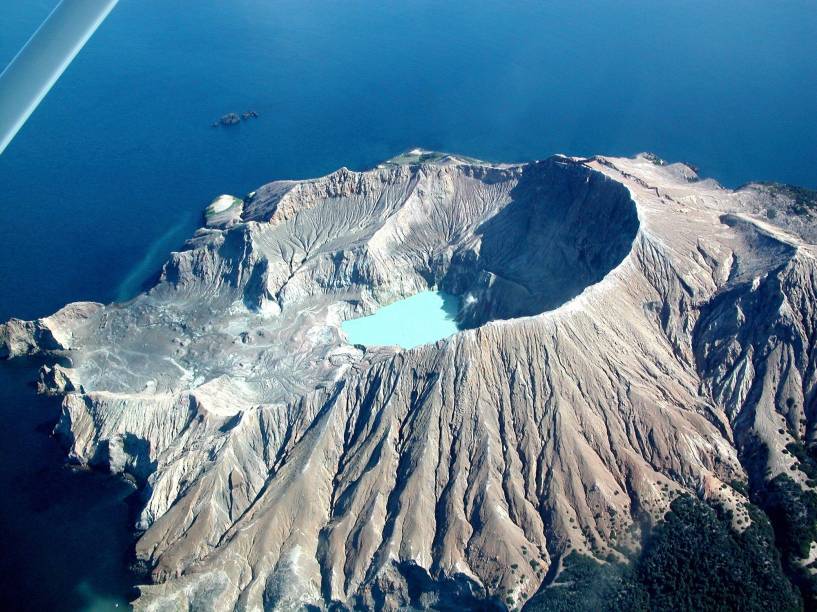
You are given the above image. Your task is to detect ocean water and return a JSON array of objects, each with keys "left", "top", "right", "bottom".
[
  {"left": 342, "top": 291, "right": 460, "bottom": 349},
  {"left": 0, "top": 0, "right": 815, "bottom": 609}
]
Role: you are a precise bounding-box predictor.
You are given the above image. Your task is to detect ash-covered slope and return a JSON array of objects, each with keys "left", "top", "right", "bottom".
[{"left": 3, "top": 151, "right": 817, "bottom": 610}]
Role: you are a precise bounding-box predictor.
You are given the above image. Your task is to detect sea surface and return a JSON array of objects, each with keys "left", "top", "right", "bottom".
[
  {"left": 0, "top": 0, "right": 815, "bottom": 609},
  {"left": 342, "top": 291, "right": 460, "bottom": 349}
]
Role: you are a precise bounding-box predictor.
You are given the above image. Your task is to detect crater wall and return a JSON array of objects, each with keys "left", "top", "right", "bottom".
[{"left": 442, "top": 158, "right": 639, "bottom": 327}]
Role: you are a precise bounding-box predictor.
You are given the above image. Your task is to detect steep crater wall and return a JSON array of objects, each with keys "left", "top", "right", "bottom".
[
  {"left": 206, "top": 158, "right": 639, "bottom": 340},
  {"left": 442, "top": 159, "right": 639, "bottom": 328}
]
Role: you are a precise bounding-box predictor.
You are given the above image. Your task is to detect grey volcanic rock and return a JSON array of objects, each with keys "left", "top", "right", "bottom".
[
  {"left": 212, "top": 111, "right": 260, "bottom": 128},
  {"left": 212, "top": 112, "right": 241, "bottom": 127},
  {"left": 3, "top": 150, "right": 817, "bottom": 610}
]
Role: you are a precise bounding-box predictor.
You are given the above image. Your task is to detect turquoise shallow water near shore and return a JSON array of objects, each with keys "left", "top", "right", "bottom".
[
  {"left": 342, "top": 291, "right": 461, "bottom": 349},
  {"left": 0, "top": 0, "right": 816, "bottom": 609}
]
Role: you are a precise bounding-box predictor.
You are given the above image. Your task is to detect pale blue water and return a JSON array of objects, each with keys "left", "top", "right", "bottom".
[
  {"left": 0, "top": 0, "right": 815, "bottom": 609},
  {"left": 343, "top": 291, "right": 460, "bottom": 349}
]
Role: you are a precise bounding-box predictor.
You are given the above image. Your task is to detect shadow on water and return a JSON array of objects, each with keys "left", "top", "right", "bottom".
[{"left": 0, "top": 358, "right": 139, "bottom": 611}]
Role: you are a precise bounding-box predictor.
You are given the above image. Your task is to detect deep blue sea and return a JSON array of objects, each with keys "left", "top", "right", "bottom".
[{"left": 0, "top": 1, "right": 815, "bottom": 609}]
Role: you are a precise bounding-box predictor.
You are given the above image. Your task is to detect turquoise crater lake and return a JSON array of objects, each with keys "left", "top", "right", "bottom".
[{"left": 342, "top": 291, "right": 461, "bottom": 349}]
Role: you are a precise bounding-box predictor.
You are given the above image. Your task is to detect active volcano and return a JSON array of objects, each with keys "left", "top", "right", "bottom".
[{"left": 3, "top": 151, "right": 817, "bottom": 610}]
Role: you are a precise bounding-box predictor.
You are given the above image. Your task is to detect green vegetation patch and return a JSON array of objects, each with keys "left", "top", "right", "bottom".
[
  {"left": 755, "top": 182, "right": 817, "bottom": 215},
  {"left": 642, "top": 152, "right": 666, "bottom": 166},
  {"left": 754, "top": 474, "right": 817, "bottom": 606},
  {"left": 784, "top": 442, "right": 817, "bottom": 483},
  {"left": 524, "top": 495, "right": 800, "bottom": 612}
]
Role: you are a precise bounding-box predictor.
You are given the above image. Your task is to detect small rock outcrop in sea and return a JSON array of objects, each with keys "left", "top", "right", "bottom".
[
  {"left": 3, "top": 150, "right": 817, "bottom": 610},
  {"left": 211, "top": 110, "right": 259, "bottom": 128}
]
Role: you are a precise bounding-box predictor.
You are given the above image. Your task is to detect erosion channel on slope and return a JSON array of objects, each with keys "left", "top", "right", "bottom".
[{"left": 5, "top": 151, "right": 817, "bottom": 610}]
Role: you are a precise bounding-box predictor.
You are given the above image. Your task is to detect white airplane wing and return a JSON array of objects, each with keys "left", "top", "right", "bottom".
[{"left": 0, "top": 0, "right": 118, "bottom": 154}]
